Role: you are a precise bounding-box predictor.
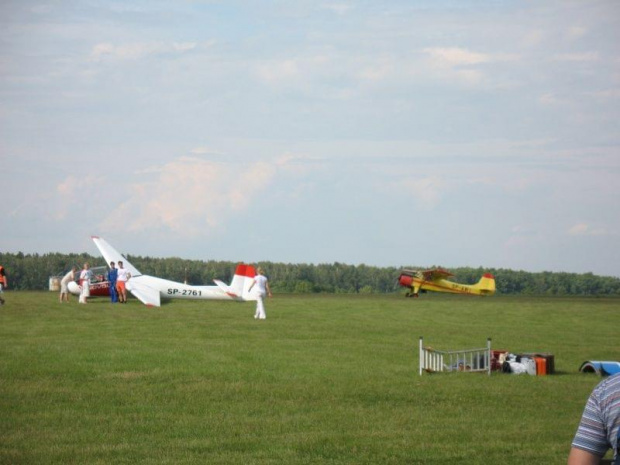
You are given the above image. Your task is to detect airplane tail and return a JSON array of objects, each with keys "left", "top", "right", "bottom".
[
  {"left": 474, "top": 273, "right": 496, "bottom": 295},
  {"left": 235, "top": 264, "right": 257, "bottom": 301},
  {"left": 91, "top": 236, "right": 142, "bottom": 277},
  {"left": 214, "top": 264, "right": 257, "bottom": 300}
]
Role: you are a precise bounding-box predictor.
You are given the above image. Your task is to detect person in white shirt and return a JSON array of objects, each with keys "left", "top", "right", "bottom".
[
  {"left": 59, "top": 266, "right": 77, "bottom": 303},
  {"left": 116, "top": 261, "right": 131, "bottom": 303},
  {"left": 248, "top": 267, "right": 272, "bottom": 320},
  {"left": 79, "top": 263, "right": 93, "bottom": 304}
]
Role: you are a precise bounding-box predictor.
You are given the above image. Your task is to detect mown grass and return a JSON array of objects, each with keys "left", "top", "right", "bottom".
[{"left": 1, "top": 292, "right": 619, "bottom": 464}]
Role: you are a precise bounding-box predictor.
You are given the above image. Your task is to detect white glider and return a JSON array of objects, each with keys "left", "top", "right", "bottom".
[{"left": 86, "top": 236, "right": 257, "bottom": 307}]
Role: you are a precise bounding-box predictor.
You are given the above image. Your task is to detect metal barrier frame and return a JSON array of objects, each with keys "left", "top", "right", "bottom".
[{"left": 419, "top": 337, "right": 492, "bottom": 375}]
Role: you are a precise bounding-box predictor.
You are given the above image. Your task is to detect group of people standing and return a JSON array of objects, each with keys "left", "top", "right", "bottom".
[
  {"left": 106, "top": 261, "right": 130, "bottom": 303},
  {"left": 58, "top": 261, "right": 130, "bottom": 304}
]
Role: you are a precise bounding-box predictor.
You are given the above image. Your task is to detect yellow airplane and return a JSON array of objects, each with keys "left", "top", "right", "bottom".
[{"left": 397, "top": 268, "right": 496, "bottom": 297}]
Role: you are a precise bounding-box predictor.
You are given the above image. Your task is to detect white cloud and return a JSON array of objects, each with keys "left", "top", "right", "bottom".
[
  {"left": 539, "top": 93, "right": 568, "bottom": 106},
  {"left": 588, "top": 89, "right": 620, "bottom": 99},
  {"left": 99, "top": 157, "right": 276, "bottom": 236},
  {"left": 567, "top": 26, "right": 587, "bottom": 40},
  {"left": 90, "top": 42, "right": 197, "bottom": 61},
  {"left": 568, "top": 223, "right": 609, "bottom": 236},
  {"left": 254, "top": 54, "right": 332, "bottom": 87},
  {"left": 454, "top": 69, "right": 485, "bottom": 85},
  {"left": 256, "top": 59, "right": 301, "bottom": 83},
  {"left": 420, "top": 47, "right": 506, "bottom": 86},
  {"left": 275, "top": 153, "right": 326, "bottom": 177},
  {"left": 189, "top": 147, "right": 223, "bottom": 156},
  {"left": 394, "top": 176, "right": 444, "bottom": 211},
  {"left": 321, "top": 3, "right": 353, "bottom": 15},
  {"left": 522, "top": 30, "right": 545, "bottom": 47},
  {"left": 554, "top": 52, "right": 599, "bottom": 62},
  {"left": 173, "top": 42, "right": 198, "bottom": 53},
  {"left": 55, "top": 175, "right": 105, "bottom": 220},
  {"left": 30, "top": 4, "right": 54, "bottom": 15},
  {"left": 511, "top": 225, "right": 538, "bottom": 236},
  {"left": 423, "top": 47, "right": 491, "bottom": 67},
  {"left": 91, "top": 43, "right": 115, "bottom": 60},
  {"left": 359, "top": 61, "right": 394, "bottom": 82}
]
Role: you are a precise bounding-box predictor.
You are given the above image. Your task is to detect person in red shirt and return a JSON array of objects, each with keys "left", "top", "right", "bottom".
[{"left": 0, "top": 265, "right": 7, "bottom": 305}]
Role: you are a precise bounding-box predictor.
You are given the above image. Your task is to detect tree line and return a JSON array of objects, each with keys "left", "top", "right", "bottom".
[{"left": 1, "top": 251, "right": 619, "bottom": 296}]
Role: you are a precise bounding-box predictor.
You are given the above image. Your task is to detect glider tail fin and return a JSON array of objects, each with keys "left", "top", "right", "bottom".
[
  {"left": 230, "top": 264, "right": 257, "bottom": 301},
  {"left": 475, "top": 273, "right": 496, "bottom": 295}
]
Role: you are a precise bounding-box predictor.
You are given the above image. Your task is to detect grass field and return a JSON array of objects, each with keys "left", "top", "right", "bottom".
[{"left": 1, "top": 292, "right": 619, "bottom": 464}]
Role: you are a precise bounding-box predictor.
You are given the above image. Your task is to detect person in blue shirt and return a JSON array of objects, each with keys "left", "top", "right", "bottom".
[{"left": 107, "top": 261, "right": 118, "bottom": 303}]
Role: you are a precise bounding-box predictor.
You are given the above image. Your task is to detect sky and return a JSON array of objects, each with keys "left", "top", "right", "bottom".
[{"left": 1, "top": 1, "right": 619, "bottom": 277}]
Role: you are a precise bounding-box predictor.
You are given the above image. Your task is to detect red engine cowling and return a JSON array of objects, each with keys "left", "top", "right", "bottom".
[{"left": 398, "top": 274, "right": 413, "bottom": 288}]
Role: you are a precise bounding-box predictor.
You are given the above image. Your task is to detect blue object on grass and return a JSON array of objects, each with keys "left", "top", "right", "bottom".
[{"left": 579, "top": 361, "right": 620, "bottom": 376}]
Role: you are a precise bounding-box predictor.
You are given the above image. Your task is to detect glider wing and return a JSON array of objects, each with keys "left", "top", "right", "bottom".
[
  {"left": 126, "top": 278, "right": 161, "bottom": 307},
  {"left": 91, "top": 236, "right": 141, "bottom": 277}
]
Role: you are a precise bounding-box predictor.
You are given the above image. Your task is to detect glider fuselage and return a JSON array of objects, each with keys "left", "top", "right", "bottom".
[
  {"left": 68, "top": 236, "right": 257, "bottom": 307},
  {"left": 130, "top": 275, "right": 242, "bottom": 301}
]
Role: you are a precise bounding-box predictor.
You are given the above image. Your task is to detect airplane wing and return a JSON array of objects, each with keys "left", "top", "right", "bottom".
[
  {"left": 91, "top": 236, "right": 142, "bottom": 277},
  {"left": 423, "top": 268, "right": 454, "bottom": 281},
  {"left": 126, "top": 278, "right": 161, "bottom": 307}
]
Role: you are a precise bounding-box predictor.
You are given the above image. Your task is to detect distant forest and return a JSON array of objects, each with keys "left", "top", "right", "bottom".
[{"left": 1, "top": 251, "right": 619, "bottom": 296}]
